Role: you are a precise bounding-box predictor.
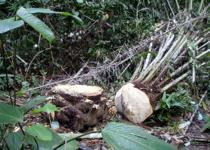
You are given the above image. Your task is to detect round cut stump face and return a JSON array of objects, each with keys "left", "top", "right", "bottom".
[
  {"left": 52, "top": 84, "right": 104, "bottom": 98},
  {"left": 115, "top": 83, "right": 153, "bottom": 124}
]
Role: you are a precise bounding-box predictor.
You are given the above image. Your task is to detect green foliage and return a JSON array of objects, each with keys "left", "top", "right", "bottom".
[
  {"left": 26, "top": 124, "right": 53, "bottom": 141},
  {"left": 0, "top": 0, "right": 209, "bottom": 149},
  {"left": 0, "top": 99, "right": 79, "bottom": 149},
  {"left": 155, "top": 87, "right": 192, "bottom": 122},
  {"left": 202, "top": 116, "right": 210, "bottom": 132},
  {"left": 0, "top": 103, "right": 23, "bottom": 124},
  {"left": 17, "top": 7, "right": 55, "bottom": 43},
  {"left": 32, "top": 103, "right": 59, "bottom": 114},
  {"left": 102, "top": 122, "right": 177, "bottom": 150},
  {"left": 5, "top": 128, "right": 80, "bottom": 150},
  {"left": 0, "top": 6, "right": 82, "bottom": 42},
  {"left": 6, "top": 132, "right": 24, "bottom": 150},
  {"left": 21, "top": 96, "right": 47, "bottom": 113},
  {"left": 0, "top": 18, "right": 24, "bottom": 34},
  {"left": 160, "top": 91, "right": 191, "bottom": 110},
  {"left": 83, "top": 0, "right": 156, "bottom": 59}
]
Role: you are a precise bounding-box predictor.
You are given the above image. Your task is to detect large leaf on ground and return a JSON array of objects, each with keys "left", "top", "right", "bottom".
[
  {"left": 16, "top": 7, "right": 55, "bottom": 42},
  {"left": 26, "top": 124, "right": 53, "bottom": 141},
  {"left": 21, "top": 96, "right": 47, "bottom": 113},
  {"left": 0, "top": 103, "right": 23, "bottom": 124},
  {"left": 0, "top": 18, "right": 24, "bottom": 34},
  {"left": 102, "top": 122, "right": 177, "bottom": 150}
]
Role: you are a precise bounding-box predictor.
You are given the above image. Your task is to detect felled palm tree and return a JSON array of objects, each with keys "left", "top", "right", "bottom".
[{"left": 115, "top": 29, "right": 209, "bottom": 123}]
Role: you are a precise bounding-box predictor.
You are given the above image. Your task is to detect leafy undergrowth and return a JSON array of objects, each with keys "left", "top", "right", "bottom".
[{"left": 0, "top": 0, "right": 210, "bottom": 150}]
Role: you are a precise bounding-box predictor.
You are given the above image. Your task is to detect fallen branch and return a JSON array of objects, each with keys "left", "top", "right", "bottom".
[
  {"left": 183, "top": 89, "right": 208, "bottom": 135},
  {"left": 25, "top": 15, "right": 209, "bottom": 93}
]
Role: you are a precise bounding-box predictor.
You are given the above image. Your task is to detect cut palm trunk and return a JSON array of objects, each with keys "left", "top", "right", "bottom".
[{"left": 115, "top": 31, "right": 209, "bottom": 124}]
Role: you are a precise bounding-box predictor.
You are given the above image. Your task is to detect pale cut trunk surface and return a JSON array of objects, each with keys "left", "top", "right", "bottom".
[
  {"left": 115, "top": 83, "right": 153, "bottom": 124},
  {"left": 52, "top": 84, "right": 104, "bottom": 98}
]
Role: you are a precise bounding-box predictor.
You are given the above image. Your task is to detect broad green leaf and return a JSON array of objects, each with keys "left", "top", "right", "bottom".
[
  {"left": 102, "top": 122, "right": 177, "bottom": 150},
  {"left": 26, "top": 8, "right": 83, "bottom": 24},
  {"left": 0, "top": 103, "right": 23, "bottom": 124},
  {"left": 32, "top": 103, "right": 59, "bottom": 114},
  {"left": 21, "top": 96, "right": 47, "bottom": 113},
  {"left": 6, "top": 132, "right": 24, "bottom": 150},
  {"left": 0, "top": 17, "right": 24, "bottom": 34},
  {"left": 26, "top": 8, "right": 60, "bottom": 14},
  {"left": 16, "top": 7, "right": 55, "bottom": 43},
  {"left": 70, "top": 14, "right": 83, "bottom": 25},
  {"left": 25, "top": 127, "right": 79, "bottom": 150},
  {"left": 26, "top": 124, "right": 53, "bottom": 141}
]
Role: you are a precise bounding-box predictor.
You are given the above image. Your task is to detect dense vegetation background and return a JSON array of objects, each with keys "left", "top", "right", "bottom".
[{"left": 0, "top": 0, "right": 209, "bottom": 150}]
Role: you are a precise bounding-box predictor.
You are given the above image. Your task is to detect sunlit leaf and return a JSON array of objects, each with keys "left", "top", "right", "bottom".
[
  {"left": 102, "top": 122, "right": 177, "bottom": 150},
  {"left": 17, "top": 7, "right": 55, "bottom": 43},
  {"left": 26, "top": 8, "right": 83, "bottom": 24},
  {"left": 0, "top": 103, "right": 23, "bottom": 124},
  {"left": 32, "top": 103, "right": 59, "bottom": 114},
  {"left": 76, "top": 0, "right": 84, "bottom": 3},
  {"left": 0, "top": 17, "right": 24, "bottom": 34}
]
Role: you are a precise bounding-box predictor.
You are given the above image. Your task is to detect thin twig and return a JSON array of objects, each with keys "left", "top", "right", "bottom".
[
  {"left": 0, "top": 39, "right": 13, "bottom": 103},
  {"left": 183, "top": 89, "right": 208, "bottom": 135},
  {"left": 161, "top": 71, "right": 189, "bottom": 92},
  {"left": 25, "top": 48, "right": 51, "bottom": 79}
]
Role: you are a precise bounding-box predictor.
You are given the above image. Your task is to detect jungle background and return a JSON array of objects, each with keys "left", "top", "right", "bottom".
[{"left": 0, "top": 0, "right": 209, "bottom": 150}]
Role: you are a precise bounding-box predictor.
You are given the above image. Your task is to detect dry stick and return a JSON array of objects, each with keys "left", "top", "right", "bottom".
[
  {"left": 25, "top": 16, "right": 209, "bottom": 92},
  {"left": 159, "top": 57, "right": 210, "bottom": 88},
  {"left": 130, "top": 57, "right": 144, "bottom": 81},
  {"left": 25, "top": 48, "right": 51, "bottom": 79},
  {"left": 0, "top": 40, "right": 13, "bottom": 103},
  {"left": 136, "top": 34, "right": 175, "bottom": 82},
  {"left": 13, "top": 48, "right": 17, "bottom": 105},
  {"left": 152, "top": 48, "right": 187, "bottom": 86},
  {"left": 16, "top": 55, "right": 28, "bottom": 66},
  {"left": 170, "top": 49, "right": 210, "bottom": 77},
  {"left": 183, "top": 90, "right": 208, "bottom": 135},
  {"left": 143, "top": 33, "right": 188, "bottom": 83},
  {"left": 161, "top": 71, "right": 189, "bottom": 92},
  {"left": 119, "top": 63, "right": 131, "bottom": 77},
  {"left": 142, "top": 37, "right": 153, "bottom": 70},
  {"left": 70, "top": 61, "right": 89, "bottom": 79},
  {"left": 151, "top": 66, "right": 168, "bottom": 86}
]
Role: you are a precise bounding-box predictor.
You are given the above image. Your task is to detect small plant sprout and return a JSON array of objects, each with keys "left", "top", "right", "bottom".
[{"left": 32, "top": 103, "right": 59, "bottom": 126}]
